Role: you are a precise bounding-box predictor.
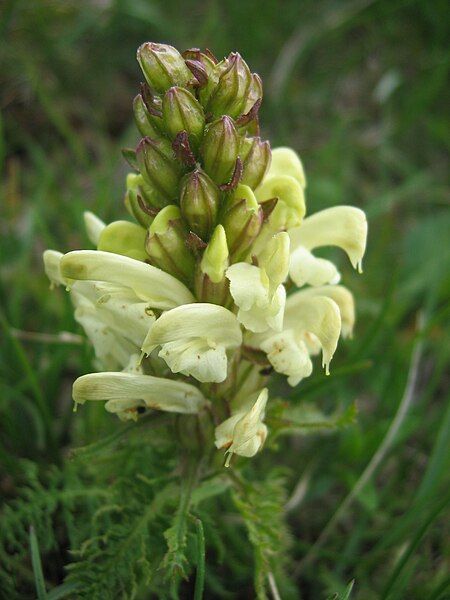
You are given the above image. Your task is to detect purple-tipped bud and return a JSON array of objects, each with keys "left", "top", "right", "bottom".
[
  {"left": 207, "top": 53, "right": 252, "bottom": 118},
  {"left": 200, "top": 116, "right": 239, "bottom": 185},
  {"left": 136, "top": 137, "right": 181, "bottom": 203},
  {"left": 137, "top": 42, "right": 191, "bottom": 94},
  {"left": 162, "top": 87, "right": 205, "bottom": 147},
  {"left": 180, "top": 169, "right": 220, "bottom": 240},
  {"left": 239, "top": 137, "right": 271, "bottom": 189},
  {"left": 222, "top": 185, "right": 263, "bottom": 262},
  {"left": 145, "top": 205, "right": 195, "bottom": 285}
]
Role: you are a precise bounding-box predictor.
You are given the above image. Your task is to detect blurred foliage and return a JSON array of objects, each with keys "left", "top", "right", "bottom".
[{"left": 0, "top": 0, "right": 449, "bottom": 598}]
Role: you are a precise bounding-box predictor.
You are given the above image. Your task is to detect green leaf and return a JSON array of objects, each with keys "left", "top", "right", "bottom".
[{"left": 29, "top": 526, "right": 48, "bottom": 600}]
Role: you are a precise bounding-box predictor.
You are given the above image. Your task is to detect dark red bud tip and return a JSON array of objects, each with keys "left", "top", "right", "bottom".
[
  {"left": 185, "top": 59, "right": 208, "bottom": 87},
  {"left": 204, "top": 48, "right": 219, "bottom": 64},
  {"left": 186, "top": 231, "right": 208, "bottom": 252},
  {"left": 236, "top": 98, "right": 262, "bottom": 126},
  {"left": 140, "top": 83, "right": 162, "bottom": 117},
  {"left": 172, "top": 131, "right": 196, "bottom": 167},
  {"left": 260, "top": 197, "right": 278, "bottom": 222},
  {"left": 137, "top": 195, "right": 160, "bottom": 217},
  {"left": 219, "top": 157, "right": 243, "bottom": 191},
  {"left": 182, "top": 48, "right": 202, "bottom": 60}
]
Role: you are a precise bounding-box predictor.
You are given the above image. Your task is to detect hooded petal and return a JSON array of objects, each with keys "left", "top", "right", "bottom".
[
  {"left": 73, "top": 372, "right": 206, "bottom": 418},
  {"left": 142, "top": 303, "right": 242, "bottom": 383},
  {"left": 289, "top": 246, "right": 341, "bottom": 288},
  {"left": 215, "top": 388, "right": 268, "bottom": 464},
  {"left": 258, "top": 231, "right": 290, "bottom": 289},
  {"left": 266, "top": 147, "right": 306, "bottom": 189},
  {"left": 284, "top": 294, "right": 342, "bottom": 374},
  {"left": 289, "top": 206, "right": 367, "bottom": 272},
  {"left": 84, "top": 211, "right": 106, "bottom": 245},
  {"left": 255, "top": 174, "right": 306, "bottom": 230},
  {"left": 291, "top": 285, "right": 355, "bottom": 338},
  {"left": 60, "top": 250, "right": 195, "bottom": 309},
  {"left": 43, "top": 250, "right": 68, "bottom": 288}
]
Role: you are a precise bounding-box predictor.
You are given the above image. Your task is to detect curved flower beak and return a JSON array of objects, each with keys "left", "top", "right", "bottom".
[
  {"left": 142, "top": 303, "right": 242, "bottom": 383},
  {"left": 215, "top": 388, "right": 268, "bottom": 466},
  {"left": 60, "top": 250, "right": 195, "bottom": 309},
  {"left": 43, "top": 250, "right": 69, "bottom": 288},
  {"left": 289, "top": 206, "right": 368, "bottom": 273},
  {"left": 73, "top": 371, "right": 207, "bottom": 420}
]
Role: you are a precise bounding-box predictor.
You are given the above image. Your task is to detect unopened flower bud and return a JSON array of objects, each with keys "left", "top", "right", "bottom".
[
  {"left": 201, "top": 116, "right": 239, "bottom": 185},
  {"left": 196, "top": 225, "right": 230, "bottom": 304},
  {"left": 124, "top": 186, "right": 155, "bottom": 228},
  {"left": 97, "top": 220, "right": 148, "bottom": 262},
  {"left": 222, "top": 184, "right": 263, "bottom": 261},
  {"left": 137, "top": 42, "right": 191, "bottom": 94},
  {"left": 207, "top": 53, "right": 252, "bottom": 118},
  {"left": 240, "top": 136, "right": 271, "bottom": 189},
  {"left": 179, "top": 169, "right": 219, "bottom": 240},
  {"left": 200, "top": 224, "right": 228, "bottom": 283},
  {"left": 162, "top": 87, "right": 205, "bottom": 148},
  {"left": 136, "top": 137, "right": 181, "bottom": 203},
  {"left": 145, "top": 205, "right": 195, "bottom": 284}
]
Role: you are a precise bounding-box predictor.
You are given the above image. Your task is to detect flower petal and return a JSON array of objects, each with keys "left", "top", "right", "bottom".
[
  {"left": 215, "top": 388, "right": 269, "bottom": 463},
  {"left": 266, "top": 147, "right": 306, "bottom": 188},
  {"left": 71, "top": 281, "right": 156, "bottom": 347},
  {"left": 142, "top": 303, "right": 242, "bottom": 383},
  {"left": 43, "top": 250, "right": 68, "bottom": 287},
  {"left": 289, "top": 246, "right": 341, "bottom": 288},
  {"left": 289, "top": 206, "right": 367, "bottom": 272},
  {"left": 73, "top": 371, "right": 206, "bottom": 415},
  {"left": 255, "top": 174, "right": 306, "bottom": 230},
  {"left": 291, "top": 285, "right": 355, "bottom": 338},
  {"left": 285, "top": 294, "right": 342, "bottom": 374},
  {"left": 84, "top": 211, "right": 106, "bottom": 245},
  {"left": 260, "top": 330, "right": 313, "bottom": 387},
  {"left": 60, "top": 250, "right": 195, "bottom": 309}
]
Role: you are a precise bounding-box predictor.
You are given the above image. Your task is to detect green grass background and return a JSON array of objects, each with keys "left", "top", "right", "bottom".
[{"left": 0, "top": 0, "right": 449, "bottom": 598}]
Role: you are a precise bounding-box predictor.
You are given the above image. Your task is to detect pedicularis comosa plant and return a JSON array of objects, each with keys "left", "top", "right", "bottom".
[{"left": 42, "top": 42, "right": 367, "bottom": 598}]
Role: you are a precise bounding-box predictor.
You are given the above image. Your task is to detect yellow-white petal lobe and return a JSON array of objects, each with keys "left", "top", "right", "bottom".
[
  {"left": 142, "top": 303, "right": 242, "bottom": 383},
  {"left": 200, "top": 225, "right": 229, "bottom": 283},
  {"left": 266, "top": 147, "right": 306, "bottom": 188},
  {"left": 84, "top": 211, "right": 106, "bottom": 245},
  {"left": 260, "top": 330, "right": 313, "bottom": 387},
  {"left": 72, "top": 303, "right": 137, "bottom": 371},
  {"left": 60, "top": 250, "right": 195, "bottom": 309},
  {"left": 255, "top": 174, "right": 306, "bottom": 230},
  {"left": 71, "top": 281, "right": 156, "bottom": 348},
  {"left": 289, "top": 206, "right": 367, "bottom": 272},
  {"left": 285, "top": 294, "right": 342, "bottom": 374},
  {"left": 226, "top": 263, "right": 286, "bottom": 333},
  {"left": 215, "top": 388, "right": 269, "bottom": 464},
  {"left": 43, "top": 250, "right": 67, "bottom": 287},
  {"left": 292, "top": 285, "right": 355, "bottom": 338},
  {"left": 289, "top": 246, "right": 341, "bottom": 288},
  {"left": 73, "top": 372, "right": 206, "bottom": 420}
]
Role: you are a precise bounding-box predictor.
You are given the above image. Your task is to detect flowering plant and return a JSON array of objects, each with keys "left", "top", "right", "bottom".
[
  {"left": 44, "top": 42, "right": 366, "bottom": 466},
  {"left": 42, "top": 42, "right": 367, "bottom": 595}
]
